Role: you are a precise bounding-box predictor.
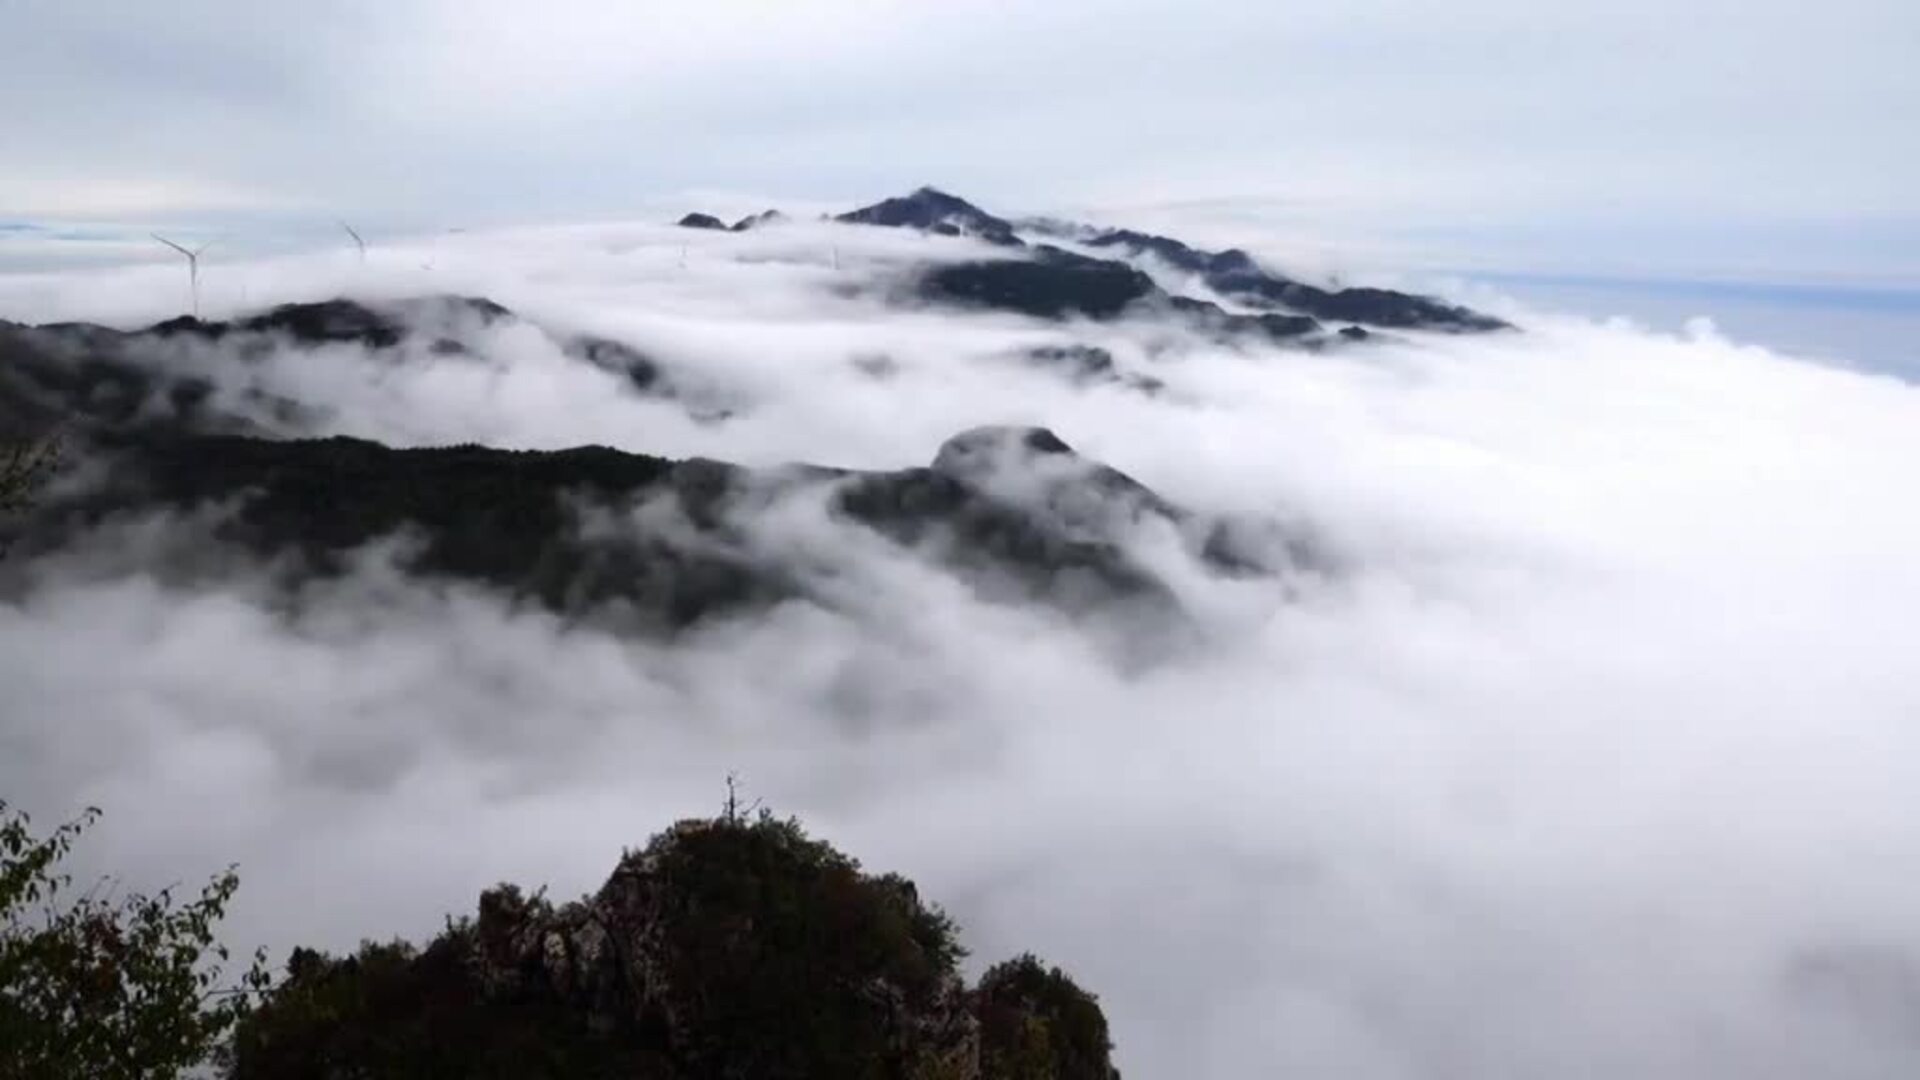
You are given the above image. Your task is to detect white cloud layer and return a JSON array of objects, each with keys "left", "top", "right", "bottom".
[{"left": 4, "top": 218, "right": 1920, "bottom": 1077}]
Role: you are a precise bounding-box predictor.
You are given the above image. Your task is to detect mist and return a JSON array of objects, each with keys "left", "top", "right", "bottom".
[{"left": 4, "top": 217, "right": 1920, "bottom": 1078}]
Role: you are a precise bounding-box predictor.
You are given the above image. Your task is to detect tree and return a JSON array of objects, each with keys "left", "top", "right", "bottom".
[
  {"left": 0, "top": 801, "right": 270, "bottom": 1080},
  {"left": 1, "top": 436, "right": 58, "bottom": 514},
  {"left": 1, "top": 435, "right": 59, "bottom": 560},
  {"left": 225, "top": 809, "right": 1122, "bottom": 1080},
  {"left": 3, "top": 437, "right": 271, "bottom": 1075},
  {"left": 977, "top": 954, "right": 1120, "bottom": 1080}
]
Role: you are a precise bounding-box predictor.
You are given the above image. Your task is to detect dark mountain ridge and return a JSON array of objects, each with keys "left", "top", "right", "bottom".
[
  {"left": 0, "top": 207, "right": 1347, "bottom": 636},
  {"left": 0, "top": 296, "right": 692, "bottom": 439},
  {"left": 12, "top": 420, "right": 1288, "bottom": 635},
  {"left": 1083, "top": 228, "right": 1504, "bottom": 331},
  {"left": 677, "top": 186, "right": 1509, "bottom": 334},
  {"left": 836, "top": 185, "right": 1026, "bottom": 247}
]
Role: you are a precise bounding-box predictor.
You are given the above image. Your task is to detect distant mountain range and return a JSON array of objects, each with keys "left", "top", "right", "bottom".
[
  {"left": 680, "top": 186, "right": 1509, "bottom": 334},
  {"left": 1, "top": 186, "right": 1493, "bottom": 636},
  {"left": 0, "top": 191, "right": 1509, "bottom": 1075}
]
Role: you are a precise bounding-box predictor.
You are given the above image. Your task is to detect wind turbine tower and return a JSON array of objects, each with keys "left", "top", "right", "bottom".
[{"left": 151, "top": 233, "right": 214, "bottom": 319}]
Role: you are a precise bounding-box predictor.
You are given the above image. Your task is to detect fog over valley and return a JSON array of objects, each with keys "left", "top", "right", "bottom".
[{"left": 3, "top": 188, "right": 1918, "bottom": 1077}]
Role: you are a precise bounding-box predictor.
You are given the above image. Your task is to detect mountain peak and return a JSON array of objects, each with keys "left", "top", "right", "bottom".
[
  {"left": 907, "top": 184, "right": 967, "bottom": 205},
  {"left": 836, "top": 187, "right": 1025, "bottom": 247},
  {"left": 730, "top": 209, "right": 785, "bottom": 231}
]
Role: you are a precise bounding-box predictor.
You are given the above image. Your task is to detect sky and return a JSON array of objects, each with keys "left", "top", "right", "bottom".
[{"left": 2, "top": 0, "right": 1916, "bottom": 289}]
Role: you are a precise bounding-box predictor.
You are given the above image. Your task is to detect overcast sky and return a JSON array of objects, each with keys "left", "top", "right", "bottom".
[{"left": 2, "top": 0, "right": 1915, "bottom": 284}]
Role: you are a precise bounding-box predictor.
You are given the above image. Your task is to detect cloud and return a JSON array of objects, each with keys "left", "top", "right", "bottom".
[{"left": 5, "top": 215, "right": 1920, "bottom": 1078}]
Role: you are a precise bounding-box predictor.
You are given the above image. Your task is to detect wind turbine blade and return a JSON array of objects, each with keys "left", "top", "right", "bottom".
[{"left": 151, "top": 233, "right": 194, "bottom": 259}]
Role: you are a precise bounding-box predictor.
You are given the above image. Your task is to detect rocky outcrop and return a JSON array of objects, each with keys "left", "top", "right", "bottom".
[{"left": 225, "top": 814, "right": 1119, "bottom": 1079}]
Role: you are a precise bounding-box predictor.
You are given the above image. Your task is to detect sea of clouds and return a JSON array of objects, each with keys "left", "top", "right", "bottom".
[{"left": 3, "top": 215, "right": 1919, "bottom": 1078}]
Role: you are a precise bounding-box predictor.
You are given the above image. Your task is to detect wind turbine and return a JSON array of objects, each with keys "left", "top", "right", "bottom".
[
  {"left": 151, "top": 233, "right": 213, "bottom": 318},
  {"left": 339, "top": 220, "right": 367, "bottom": 264}
]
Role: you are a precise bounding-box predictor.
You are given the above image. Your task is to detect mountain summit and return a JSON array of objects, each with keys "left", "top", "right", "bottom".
[{"left": 836, "top": 186, "right": 1026, "bottom": 247}]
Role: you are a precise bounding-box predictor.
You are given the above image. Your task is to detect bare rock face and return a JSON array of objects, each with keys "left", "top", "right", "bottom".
[{"left": 226, "top": 815, "right": 1116, "bottom": 1080}]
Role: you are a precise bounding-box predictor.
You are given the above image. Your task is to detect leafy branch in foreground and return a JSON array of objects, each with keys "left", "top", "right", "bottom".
[{"left": 0, "top": 801, "right": 270, "bottom": 1080}]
